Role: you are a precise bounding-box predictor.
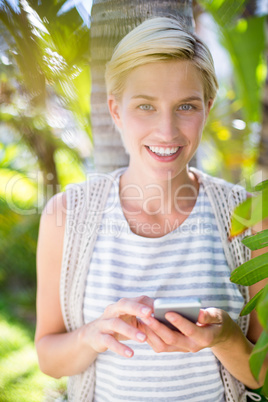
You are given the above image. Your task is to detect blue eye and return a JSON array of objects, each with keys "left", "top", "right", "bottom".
[
  {"left": 139, "top": 104, "right": 153, "bottom": 111},
  {"left": 179, "top": 104, "right": 193, "bottom": 111}
]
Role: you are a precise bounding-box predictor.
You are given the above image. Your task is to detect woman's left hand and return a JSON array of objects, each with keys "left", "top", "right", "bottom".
[{"left": 140, "top": 308, "right": 235, "bottom": 353}]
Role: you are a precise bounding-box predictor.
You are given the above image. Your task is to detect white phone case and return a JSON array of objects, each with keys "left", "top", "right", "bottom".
[{"left": 154, "top": 297, "right": 201, "bottom": 331}]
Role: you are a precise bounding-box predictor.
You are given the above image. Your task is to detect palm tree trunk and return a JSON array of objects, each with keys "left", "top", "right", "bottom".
[
  {"left": 90, "top": 0, "right": 194, "bottom": 172},
  {"left": 257, "top": 18, "right": 268, "bottom": 180}
]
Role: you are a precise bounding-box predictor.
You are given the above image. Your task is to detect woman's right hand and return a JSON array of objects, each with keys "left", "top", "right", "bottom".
[
  {"left": 35, "top": 192, "right": 153, "bottom": 376},
  {"left": 82, "top": 295, "right": 153, "bottom": 358}
]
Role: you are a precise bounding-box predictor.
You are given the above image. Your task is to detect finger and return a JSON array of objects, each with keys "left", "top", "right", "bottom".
[
  {"left": 165, "top": 312, "right": 200, "bottom": 338},
  {"left": 166, "top": 311, "right": 225, "bottom": 350},
  {"left": 197, "top": 308, "right": 223, "bottom": 325},
  {"left": 104, "top": 298, "right": 153, "bottom": 319},
  {"left": 101, "top": 317, "right": 147, "bottom": 343},
  {"left": 135, "top": 295, "right": 154, "bottom": 310},
  {"left": 141, "top": 316, "right": 184, "bottom": 347},
  {"left": 142, "top": 319, "right": 188, "bottom": 353},
  {"left": 142, "top": 321, "right": 173, "bottom": 353},
  {"left": 100, "top": 333, "right": 134, "bottom": 358},
  {"left": 142, "top": 315, "right": 177, "bottom": 334}
]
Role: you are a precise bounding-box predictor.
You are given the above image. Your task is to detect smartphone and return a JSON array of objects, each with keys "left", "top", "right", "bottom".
[{"left": 154, "top": 297, "right": 201, "bottom": 331}]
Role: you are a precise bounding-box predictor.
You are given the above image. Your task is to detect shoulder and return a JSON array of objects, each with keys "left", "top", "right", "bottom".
[
  {"left": 63, "top": 168, "right": 125, "bottom": 208},
  {"left": 191, "top": 168, "right": 248, "bottom": 205},
  {"left": 38, "top": 192, "right": 67, "bottom": 249}
]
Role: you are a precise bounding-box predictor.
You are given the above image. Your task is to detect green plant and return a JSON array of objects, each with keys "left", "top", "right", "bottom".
[
  {"left": 0, "top": 0, "right": 90, "bottom": 195},
  {"left": 230, "top": 180, "right": 268, "bottom": 396},
  {"left": 0, "top": 309, "right": 67, "bottom": 401},
  {"left": 198, "top": 1, "right": 267, "bottom": 182}
]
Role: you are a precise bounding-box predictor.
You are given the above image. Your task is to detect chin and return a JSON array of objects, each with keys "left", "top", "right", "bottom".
[{"left": 147, "top": 165, "right": 186, "bottom": 182}]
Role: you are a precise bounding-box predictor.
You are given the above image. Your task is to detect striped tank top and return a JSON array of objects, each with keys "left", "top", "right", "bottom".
[{"left": 83, "top": 174, "right": 244, "bottom": 402}]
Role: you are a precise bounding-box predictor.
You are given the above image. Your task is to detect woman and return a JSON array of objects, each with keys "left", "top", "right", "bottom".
[{"left": 35, "top": 17, "right": 268, "bottom": 401}]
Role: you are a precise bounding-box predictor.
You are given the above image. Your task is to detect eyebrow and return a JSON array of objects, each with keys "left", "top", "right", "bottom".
[
  {"left": 131, "top": 95, "right": 157, "bottom": 101},
  {"left": 131, "top": 95, "right": 203, "bottom": 102}
]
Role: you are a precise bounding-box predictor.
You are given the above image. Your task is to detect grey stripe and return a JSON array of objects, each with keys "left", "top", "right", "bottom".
[
  {"left": 95, "top": 380, "right": 224, "bottom": 401},
  {"left": 90, "top": 258, "right": 228, "bottom": 270},
  {"left": 95, "top": 233, "right": 222, "bottom": 246},
  {"left": 96, "top": 378, "right": 221, "bottom": 392},
  {"left": 92, "top": 246, "right": 226, "bottom": 258},
  {"left": 97, "top": 369, "right": 219, "bottom": 382},
  {"left": 87, "top": 281, "right": 238, "bottom": 292},
  {"left": 89, "top": 268, "right": 230, "bottom": 280},
  {"left": 104, "top": 350, "right": 213, "bottom": 359}
]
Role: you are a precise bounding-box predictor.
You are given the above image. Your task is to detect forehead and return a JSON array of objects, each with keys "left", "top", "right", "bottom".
[{"left": 121, "top": 60, "right": 205, "bottom": 100}]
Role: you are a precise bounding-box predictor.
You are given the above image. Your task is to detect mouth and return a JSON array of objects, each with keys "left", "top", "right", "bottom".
[
  {"left": 145, "top": 145, "right": 183, "bottom": 162},
  {"left": 147, "top": 146, "right": 181, "bottom": 156}
]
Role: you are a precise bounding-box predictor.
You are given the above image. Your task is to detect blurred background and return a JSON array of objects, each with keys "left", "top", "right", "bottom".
[{"left": 0, "top": 0, "right": 267, "bottom": 400}]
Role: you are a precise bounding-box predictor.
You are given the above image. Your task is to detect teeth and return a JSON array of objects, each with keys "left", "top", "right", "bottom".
[{"left": 148, "top": 146, "right": 180, "bottom": 156}]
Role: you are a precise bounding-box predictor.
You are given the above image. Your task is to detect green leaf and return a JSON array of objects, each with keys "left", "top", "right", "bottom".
[
  {"left": 230, "top": 188, "right": 268, "bottom": 236},
  {"left": 242, "top": 230, "right": 268, "bottom": 250},
  {"left": 230, "top": 253, "right": 268, "bottom": 285},
  {"left": 199, "top": 3, "right": 266, "bottom": 124},
  {"left": 262, "top": 370, "right": 268, "bottom": 397},
  {"left": 249, "top": 330, "right": 268, "bottom": 381},
  {"left": 257, "top": 284, "right": 268, "bottom": 331},
  {"left": 240, "top": 288, "right": 264, "bottom": 316},
  {"left": 254, "top": 180, "right": 268, "bottom": 192},
  {"left": 199, "top": 0, "right": 247, "bottom": 27},
  {"left": 222, "top": 16, "right": 266, "bottom": 123}
]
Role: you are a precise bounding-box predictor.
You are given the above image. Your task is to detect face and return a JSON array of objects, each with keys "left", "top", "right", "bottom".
[{"left": 108, "top": 60, "right": 212, "bottom": 182}]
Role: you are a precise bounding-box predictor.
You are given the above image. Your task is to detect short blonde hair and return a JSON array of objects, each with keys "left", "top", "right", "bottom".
[{"left": 105, "top": 17, "right": 218, "bottom": 102}]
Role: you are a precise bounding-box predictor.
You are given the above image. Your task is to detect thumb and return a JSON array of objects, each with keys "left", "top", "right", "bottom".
[{"left": 198, "top": 308, "right": 223, "bottom": 325}]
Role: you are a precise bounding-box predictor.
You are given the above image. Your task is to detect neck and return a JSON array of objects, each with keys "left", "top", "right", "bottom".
[{"left": 119, "top": 166, "right": 199, "bottom": 216}]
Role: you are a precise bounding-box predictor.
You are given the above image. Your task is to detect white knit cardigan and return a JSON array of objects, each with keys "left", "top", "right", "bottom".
[{"left": 60, "top": 168, "right": 252, "bottom": 402}]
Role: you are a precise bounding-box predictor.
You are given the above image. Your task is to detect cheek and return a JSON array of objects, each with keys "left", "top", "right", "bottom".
[
  {"left": 182, "top": 115, "right": 205, "bottom": 135},
  {"left": 121, "top": 113, "right": 149, "bottom": 141}
]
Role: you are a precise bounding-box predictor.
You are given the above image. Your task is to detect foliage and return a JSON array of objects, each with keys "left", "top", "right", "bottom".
[
  {"left": 0, "top": 308, "right": 67, "bottom": 401},
  {"left": 0, "top": 0, "right": 91, "bottom": 129},
  {"left": 0, "top": 0, "right": 88, "bottom": 289},
  {"left": 230, "top": 190, "right": 268, "bottom": 237},
  {"left": 230, "top": 180, "right": 268, "bottom": 396},
  {"left": 0, "top": 0, "right": 90, "bottom": 194},
  {"left": 200, "top": 0, "right": 266, "bottom": 123},
  {"left": 199, "top": 1, "right": 267, "bottom": 181},
  {"left": 0, "top": 2, "right": 89, "bottom": 396},
  {"left": 0, "top": 198, "right": 39, "bottom": 284}
]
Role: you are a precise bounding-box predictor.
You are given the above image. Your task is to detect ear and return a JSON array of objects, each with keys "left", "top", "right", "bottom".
[
  {"left": 108, "top": 95, "right": 122, "bottom": 129},
  {"left": 205, "top": 98, "right": 214, "bottom": 119}
]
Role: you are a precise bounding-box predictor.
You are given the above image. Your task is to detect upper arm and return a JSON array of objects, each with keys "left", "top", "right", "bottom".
[
  {"left": 35, "top": 192, "right": 67, "bottom": 343},
  {"left": 247, "top": 217, "right": 268, "bottom": 344}
]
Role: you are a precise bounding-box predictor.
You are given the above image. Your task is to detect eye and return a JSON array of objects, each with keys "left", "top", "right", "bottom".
[
  {"left": 138, "top": 104, "right": 154, "bottom": 111},
  {"left": 179, "top": 104, "right": 193, "bottom": 111}
]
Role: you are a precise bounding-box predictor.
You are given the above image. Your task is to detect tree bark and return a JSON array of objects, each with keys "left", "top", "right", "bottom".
[
  {"left": 90, "top": 0, "right": 194, "bottom": 172},
  {"left": 257, "top": 18, "right": 268, "bottom": 180}
]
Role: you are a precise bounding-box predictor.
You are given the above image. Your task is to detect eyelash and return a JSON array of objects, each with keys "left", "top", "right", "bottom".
[
  {"left": 179, "top": 104, "right": 194, "bottom": 111},
  {"left": 138, "top": 104, "right": 195, "bottom": 111},
  {"left": 138, "top": 104, "right": 154, "bottom": 111}
]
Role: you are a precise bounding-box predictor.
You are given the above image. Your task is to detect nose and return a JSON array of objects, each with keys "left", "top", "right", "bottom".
[{"left": 156, "top": 110, "right": 179, "bottom": 142}]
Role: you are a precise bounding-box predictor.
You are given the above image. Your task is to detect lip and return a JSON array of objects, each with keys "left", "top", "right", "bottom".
[{"left": 145, "top": 145, "right": 183, "bottom": 162}]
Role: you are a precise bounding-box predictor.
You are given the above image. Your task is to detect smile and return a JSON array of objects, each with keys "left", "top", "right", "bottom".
[{"left": 147, "top": 146, "right": 181, "bottom": 156}]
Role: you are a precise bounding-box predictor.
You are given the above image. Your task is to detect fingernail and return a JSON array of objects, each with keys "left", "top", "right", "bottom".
[
  {"left": 136, "top": 332, "right": 146, "bottom": 342},
  {"left": 141, "top": 307, "right": 151, "bottom": 316},
  {"left": 167, "top": 314, "right": 176, "bottom": 322},
  {"left": 125, "top": 349, "right": 133, "bottom": 357}
]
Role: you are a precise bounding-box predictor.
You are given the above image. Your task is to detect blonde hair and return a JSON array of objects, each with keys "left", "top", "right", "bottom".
[{"left": 105, "top": 17, "right": 218, "bottom": 102}]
